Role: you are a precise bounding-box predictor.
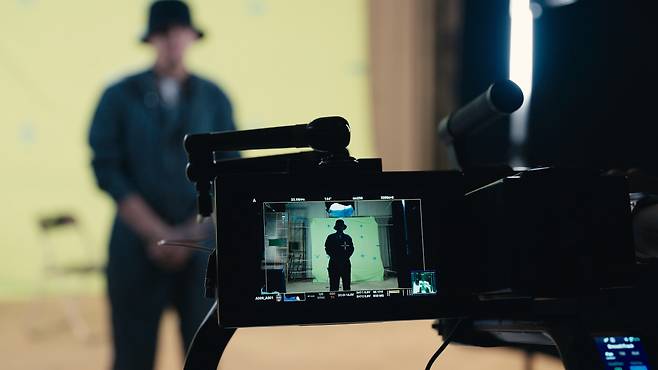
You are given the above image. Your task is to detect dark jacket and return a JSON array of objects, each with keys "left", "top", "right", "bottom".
[
  {"left": 325, "top": 232, "right": 355, "bottom": 269},
  {"left": 89, "top": 69, "right": 237, "bottom": 268}
]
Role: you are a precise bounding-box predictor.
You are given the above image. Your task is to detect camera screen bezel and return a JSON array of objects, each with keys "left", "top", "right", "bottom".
[{"left": 214, "top": 170, "right": 472, "bottom": 328}]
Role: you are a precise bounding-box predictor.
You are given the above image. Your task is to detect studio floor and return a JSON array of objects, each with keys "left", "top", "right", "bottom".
[{"left": 0, "top": 295, "right": 566, "bottom": 370}]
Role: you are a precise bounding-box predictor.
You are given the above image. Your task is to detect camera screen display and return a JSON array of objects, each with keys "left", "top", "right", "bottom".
[
  {"left": 258, "top": 198, "right": 436, "bottom": 304},
  {"left": 595, "top": 336, "right": 652, "bottom": 370},
  {"left": 215, "top": 171, "right": 468, "bottom": 327}
]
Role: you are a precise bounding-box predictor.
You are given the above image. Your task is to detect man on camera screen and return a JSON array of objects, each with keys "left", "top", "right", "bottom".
[{"left": 325, "top": 219, "right": 355, "bottom": 291}]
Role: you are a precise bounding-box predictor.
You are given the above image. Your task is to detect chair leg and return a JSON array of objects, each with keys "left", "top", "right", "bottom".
[{"left": 59, "top": 297, "right": 92, "bottom": 342}]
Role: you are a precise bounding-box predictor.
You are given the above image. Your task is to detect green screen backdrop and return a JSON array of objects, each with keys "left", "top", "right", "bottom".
[{"left": 310, "top": 217, "right": 383, "bottom": 283}]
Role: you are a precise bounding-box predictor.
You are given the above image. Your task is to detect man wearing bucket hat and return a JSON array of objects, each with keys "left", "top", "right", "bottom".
[
  {"left": 88, "top": 1, "right": 237, "bottom": 369},
  {"left": 325, "top": 219, "right": 355, "bottom": 291}
]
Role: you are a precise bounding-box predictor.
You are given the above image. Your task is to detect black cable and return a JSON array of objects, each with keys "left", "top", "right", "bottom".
[
  {"left": 425, "top": 318, "right": 465, "bottom": 370},
  {"left": 524, "top": 350, "right": 534, "bottom": 370},
  {"left": 158, "top": 239, "right": 213, "bottom": 252}
]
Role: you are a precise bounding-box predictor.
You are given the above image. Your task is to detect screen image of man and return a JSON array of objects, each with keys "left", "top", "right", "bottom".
[
  {"left": 88, "top": 1, "right": 237, "bottom": 369},
  {"left": 325, "top": 219, "right": 355, "bottom": 291},
  {"left": 411, "top": 271, "right": 437, "bottom": 295}
]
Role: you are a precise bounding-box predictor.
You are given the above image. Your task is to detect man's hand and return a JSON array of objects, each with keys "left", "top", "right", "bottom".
[
  {"left": 118, "top": 195, "right": 212, "bottom": 271},
  {"left": 148, "top": 220, "right": 212, "bottom": 271},
  {"left": 146, "top": 227, "right": 189, "bottom": 271},
  {"left": 147, "top": 242, "right": 192, "bottom": 271},
  {"left": 177, "top": 218, "right": 213, "bottom": 242}
]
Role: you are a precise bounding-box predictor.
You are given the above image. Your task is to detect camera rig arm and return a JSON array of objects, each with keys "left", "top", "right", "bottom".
[
  {"left": 184, "top": 116, "right": 352, "bottom": 217},
  {"left": 183, "top": 300, "right": 235, "bottom": 370}
]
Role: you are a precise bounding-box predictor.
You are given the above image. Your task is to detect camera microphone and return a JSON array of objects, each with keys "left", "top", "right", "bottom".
[
  {"left": 438, "top": 80, "right": 524, "bottom": 145},
  {"left": 184, "top": 116, "right": 352, "bottom": 217},
  {"left": 184, "top": 116, "right": 350, "bottom": 154}
]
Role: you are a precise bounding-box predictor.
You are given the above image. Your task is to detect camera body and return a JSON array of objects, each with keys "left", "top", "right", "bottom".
[
  {"left": 214, "top": 170, "right": 472, "bottom": 327},
  {"left": 211, "top": 165, "right": 637, "bottom": 328},
  {"left": 182, "top": 113, "right": 656, "bottom": 370},
  {"left": 467, "top": 168, "right": 635, "bottom": 298}
]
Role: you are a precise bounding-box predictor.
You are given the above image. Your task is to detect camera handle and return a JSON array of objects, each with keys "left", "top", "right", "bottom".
[
  {"left": 183, "top": 300, "right": 235, "bottom": 370},
  {"left": 467, "top": 319, "right": 602, "bottom": 370},
  {"left": 436, "top": 317, "right": 658, "bottom": 370},
  {"left": 183, "top": 116, "right": 384, "bottom": 369},
  {"left": 185, "top": 314, "right": 604, "bottom": 369},
  {"left": 185, "top": 116, "right": 352, "bottom": 217}
]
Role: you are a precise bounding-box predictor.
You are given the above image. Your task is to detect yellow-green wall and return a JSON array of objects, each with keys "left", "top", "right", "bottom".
[{"left": 0, "top": 0, "right": 373, "bottom": 299}]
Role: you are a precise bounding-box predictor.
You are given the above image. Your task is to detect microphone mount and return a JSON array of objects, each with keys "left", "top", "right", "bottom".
[{"left": 184, "top": 116, "right": 353, "bottom": 217}]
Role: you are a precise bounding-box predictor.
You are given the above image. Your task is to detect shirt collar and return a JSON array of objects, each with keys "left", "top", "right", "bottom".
[{"left": 136, "top": 68, "right": 200, "bottom": 101}]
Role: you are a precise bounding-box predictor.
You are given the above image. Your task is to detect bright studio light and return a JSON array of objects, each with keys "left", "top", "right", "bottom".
[
  {"left": 509, "top": 0, "right": 534, "bottom": 164},
  {"left": 509, "top": 0, "right": 533, "bottom": 98}
]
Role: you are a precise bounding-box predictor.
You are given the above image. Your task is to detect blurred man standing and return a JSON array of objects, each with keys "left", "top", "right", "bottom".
[{"left": 88, "top": 1, "right": 237, "bottom": 369}]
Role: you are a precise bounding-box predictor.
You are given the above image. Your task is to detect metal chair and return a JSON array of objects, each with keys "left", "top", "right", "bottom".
[{"left": 30, "top": 213, "right": 104, "bottom": 341}]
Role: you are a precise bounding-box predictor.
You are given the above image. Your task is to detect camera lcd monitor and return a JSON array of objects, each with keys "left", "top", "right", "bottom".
[{"left": 214, "top": 171, "right": 471, "bottom": 327}]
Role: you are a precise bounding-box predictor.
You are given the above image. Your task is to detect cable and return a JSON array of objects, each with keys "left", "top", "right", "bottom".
[
  {"left": 524, "top": 350, "right": 534, "bottom": 370},
  {"left": 425, "top": 318, "right": 465, "bottom": 370},
  {"left": 158, "top": 239, "right": 213, "bottom": 252}
]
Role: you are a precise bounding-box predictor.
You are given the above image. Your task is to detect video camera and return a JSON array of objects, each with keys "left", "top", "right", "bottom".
[{"left": 181, "top": 81, "right": 658, "bottom": 370}]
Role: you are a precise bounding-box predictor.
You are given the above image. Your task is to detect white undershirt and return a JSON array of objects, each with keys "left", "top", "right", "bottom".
[{"left": 158, "top": 77, "right": 181, "bottom": 107}]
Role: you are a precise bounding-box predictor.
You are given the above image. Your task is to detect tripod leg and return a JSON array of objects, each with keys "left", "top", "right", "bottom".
[{"left": 184, "top": 301, "right": 236, "bottom": 370}]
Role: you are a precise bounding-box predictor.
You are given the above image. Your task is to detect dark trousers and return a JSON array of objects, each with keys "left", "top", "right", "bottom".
[
  {"left": 107, "top": 222, "right": 212, "bottom": 370},
  {"left": 328, "top": 264, "right": 351, "bottom": 291}
]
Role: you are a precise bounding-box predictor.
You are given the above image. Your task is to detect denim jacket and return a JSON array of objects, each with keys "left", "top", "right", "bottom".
[
  {"left": 89, "top": 69, "right": 237, "bottom": 224},
  {"left": 89, "top": 69, "right": 238, "bottom": 267}
]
